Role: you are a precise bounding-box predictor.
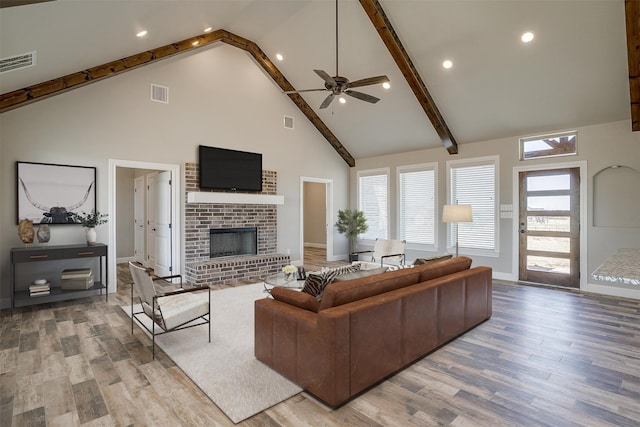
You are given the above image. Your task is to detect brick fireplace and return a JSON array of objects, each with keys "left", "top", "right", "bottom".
[{"left": 183, "top": 163, "right": 289, "bottom": 286}]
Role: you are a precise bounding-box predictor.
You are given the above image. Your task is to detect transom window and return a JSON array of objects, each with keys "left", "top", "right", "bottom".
[{"left": 520, "top": 131, "right": 577, "bottom": 160}]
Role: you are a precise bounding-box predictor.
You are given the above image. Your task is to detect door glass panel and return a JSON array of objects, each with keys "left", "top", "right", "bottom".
[
  {"left": 527, "top": 174, "right": 570, "bottom": 191},
  {"left": 527, "top": 256, "right": 570, "bottom": 274},
  {"left": 527, "top": 216, "right": 570, "bottom": 232},
  {"left": 527, "top": 196, "right": 570, "bottom": 211},
  {"left": 527, "top": 236, "right": 570, "bottom": 253}
]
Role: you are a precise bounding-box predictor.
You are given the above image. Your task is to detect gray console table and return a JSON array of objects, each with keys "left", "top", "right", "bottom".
[{"left": 10, "top": 243, "right": 108, "bottom": 309}]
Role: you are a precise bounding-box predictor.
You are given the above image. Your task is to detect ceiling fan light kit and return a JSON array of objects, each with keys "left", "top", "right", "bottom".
[{"left": 285, "top": 0, "right": 389, "bottom": 109}]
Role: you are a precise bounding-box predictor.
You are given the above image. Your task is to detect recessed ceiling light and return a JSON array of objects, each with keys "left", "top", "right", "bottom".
[
  {"left": 521, "top": 32, "right": 534, "bottom": 43},
  {"left": 442, "top": 60, "right": 453, "bottom": 69},
  {"left": 136, "top": 30, "right": 148, "bottom": 38},
  {"left": 339, "top": 97, "right": 346, "bottom": 104},
  {"left": 204, "top": 27, "right": 213, "bottom": 33},
  {"left": 275, "top": 53, "right": 284, "bottom": 61},
  {"left": 382, "top": 82, "right": 391, "bottom": 90},
  {"left": 192, "top": 40, "right": 200, "bottom": 46}
]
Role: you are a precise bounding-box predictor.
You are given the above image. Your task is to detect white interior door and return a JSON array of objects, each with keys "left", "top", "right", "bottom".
[
  {"left": 146, "top": 172, "right": 157, "bottom": 269},
  {"left": 154, "top": 171, "right": 173, "bottom": 277},
  {"left": 134, "top": 176, "right": 145, "bottom": 263}
]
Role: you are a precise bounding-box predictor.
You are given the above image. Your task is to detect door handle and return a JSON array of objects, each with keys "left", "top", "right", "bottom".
[{"left": 520, "top": 229, "right": 527, "bottom": 234}]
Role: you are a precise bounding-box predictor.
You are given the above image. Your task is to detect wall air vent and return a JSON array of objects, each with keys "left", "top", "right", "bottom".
[
  {"left": 0, "top": 51, "right": 36, "bottom": 74},
  {"left": 150, "top": 84, "right": 169, "bottom": 104},
  {"left": 284, "top": 115, "right": 294, "bottom": 130}
]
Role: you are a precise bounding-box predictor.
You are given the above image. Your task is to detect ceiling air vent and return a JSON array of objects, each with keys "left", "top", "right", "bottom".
[
  {"left": 284, "top": 115, "right": 294, "bottom": 130},
  {"left": 150, "top": 84, "right": 169, "bottom": 104},
  {"left": 0, "top": 51, "right": 36, "bottom": 74}
]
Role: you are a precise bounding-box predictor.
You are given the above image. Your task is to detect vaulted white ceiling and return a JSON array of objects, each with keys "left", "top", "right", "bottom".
[{"left": 0, "top": 0, "right": 632, "bottom": 160}]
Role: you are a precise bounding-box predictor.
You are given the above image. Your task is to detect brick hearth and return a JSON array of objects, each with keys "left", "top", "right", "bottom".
[{"left": 184, "top": 163, "right": 289, "bottom": 286}]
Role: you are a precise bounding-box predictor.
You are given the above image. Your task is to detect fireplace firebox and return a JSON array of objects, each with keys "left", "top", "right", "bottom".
[{"left": 209, "top": 227, "right": 258, "bottom": 258}]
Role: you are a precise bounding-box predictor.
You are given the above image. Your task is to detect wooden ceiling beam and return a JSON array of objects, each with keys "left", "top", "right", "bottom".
[
  {"left": 0, "top": 29, "right": 355, "bottom": 166},
  {"left": 359, "top": 0, "right": 458, "bottom": 154},
  {"left": 626, "top": 0, "right": 640, "bottom": 132}
]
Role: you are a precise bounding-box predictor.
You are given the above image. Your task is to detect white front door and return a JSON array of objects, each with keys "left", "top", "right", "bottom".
[
  {"left": 154, "top": 171, "right": 173, "bottom": 277},
  {"left": 146, "top": 172, "right": 157, "bottom": 269},
  {"left": 134, "top": 176, "right": 145, "bottom": 263}
]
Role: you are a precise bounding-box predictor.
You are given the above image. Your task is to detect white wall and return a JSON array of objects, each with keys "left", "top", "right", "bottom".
[
  {"left": 0, "top": 44, "right": 350, "bottom": 307},
  {"left": 352, "top": 120, "right": 640, "bottom": 298}
]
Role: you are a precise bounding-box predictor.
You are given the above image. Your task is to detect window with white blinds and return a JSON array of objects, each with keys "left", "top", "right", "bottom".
[
  {"left": 398, "top": 165, "right": 436, "bottom": 246},
  {"left": 358, "top": 169, "right": 389, "bottom": 240},
  {"left": 448, "top": 157, "right": 498, "bottom": 253}
]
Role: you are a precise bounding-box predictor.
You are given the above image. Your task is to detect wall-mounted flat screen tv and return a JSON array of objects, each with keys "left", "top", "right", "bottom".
[{"left": 198, "top": 145, "right": 263, "bottom": 192}]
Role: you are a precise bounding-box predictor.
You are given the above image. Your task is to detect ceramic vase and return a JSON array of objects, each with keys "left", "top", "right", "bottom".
[
  {"left": 36, "top": 224, "right": 50, "bottom": 243},
  {"left": 86, "top": 227, "right": 96, "bottom": 246}
]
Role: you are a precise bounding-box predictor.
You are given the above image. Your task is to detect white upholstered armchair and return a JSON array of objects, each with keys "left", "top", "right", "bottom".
[
  {"left": 129, "top": 262, "right": 211, "bottom": 358},
  {"left": 354, "top": 238, "right": 406, "bottom": 267}
]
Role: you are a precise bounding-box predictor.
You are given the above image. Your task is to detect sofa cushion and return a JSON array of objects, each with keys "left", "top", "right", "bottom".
[
  {"left": 414, "top": 256, "right": 472, "bottom": 282},
  {"left": 301, "top": 270, "right": 338, "bottom": 300},
  {"left": 318, "top": 268, "right": 420, "bottom": 311},
  {"left": 321, "top": 263, "right": 362, "bottom": 275},
  {"left": 302, "top": 264, "right": 362, "bottom": 300},
  {"left": 413, "top": 254, "right": 452, "bottom": 265},
  {"left": 271, "top": 287, "right": 320, "bottom": 312},
  {"left": 332, "top": 267, "right": 387, "bottom": 282}
]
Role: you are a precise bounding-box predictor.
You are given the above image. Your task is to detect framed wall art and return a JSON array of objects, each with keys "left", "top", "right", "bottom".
[{"left": 17, "top": 161, "right": 96, "bottom": 224}]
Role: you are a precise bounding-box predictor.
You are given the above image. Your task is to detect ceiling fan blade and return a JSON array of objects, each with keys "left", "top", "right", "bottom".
[
  {"left": 345, "top": 90, "right": 380, "bottom": 104},
  {"left": 283, "top": 88, "right": 327, "bottom": 94},
  {"left": 314, "top": 69, "right": 337, "bottom": 87},
  {"left": 319, "top": 93, "right": 335, "bottom": 109},
  {"left": 347, "top": 75, "right": 390, "bottom": 88}
]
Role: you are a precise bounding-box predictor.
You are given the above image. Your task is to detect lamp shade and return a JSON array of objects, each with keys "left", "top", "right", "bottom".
[{"left": 442, "top": 204, "right": 472, "bottom": 223}]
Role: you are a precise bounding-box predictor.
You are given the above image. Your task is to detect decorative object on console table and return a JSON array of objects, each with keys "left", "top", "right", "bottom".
[
  {"left": 36, "top": 224, "right": 50, "bottom": 243},
  {"left": 335, "top": 209, "right": 368, "bottom": 262},
  {"left": 17, "top": 219, "right": 35, "bottom": 245},
  {"left": 29, "top": 279, "right": 50, "bottom": 297},
  {"left": 442, "top": 204, "right": 473, "bottom": 257},
  {"left": 76, "top": 209, "right": 108, "bottom": 246},
  {"left": 61, "top": 268, "right": 94, "bottom": 290}
]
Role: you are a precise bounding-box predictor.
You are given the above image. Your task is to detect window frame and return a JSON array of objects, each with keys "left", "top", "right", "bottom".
[
  {"left": 396, "top": 162, "right": 438, "bottom": 251},
  {"left": 519, "top": 130, "right": 578, "bottom": 161},
  {"left": 446, "top": 155, "right": 500, "bottom": 257},
  {"left": 357, "top": 167, "right": 390, "bottom": 243}
]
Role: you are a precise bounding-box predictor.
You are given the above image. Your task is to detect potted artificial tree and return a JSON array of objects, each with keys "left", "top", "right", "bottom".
[{"left": 335, "top": 209, "right": 368, "bottom": 262}]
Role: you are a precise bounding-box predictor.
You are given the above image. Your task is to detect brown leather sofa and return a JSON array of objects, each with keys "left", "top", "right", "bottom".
[{"left": 254, "top": 257, "right": 492, "bottom": 407}]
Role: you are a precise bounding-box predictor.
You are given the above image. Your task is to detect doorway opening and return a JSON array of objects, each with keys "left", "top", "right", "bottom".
[
  {"left": 108, "top": 160, "right": 181, "bottom": 293},
  {"left": 300, "top": 177, "right": 334, "bottom": 267}
]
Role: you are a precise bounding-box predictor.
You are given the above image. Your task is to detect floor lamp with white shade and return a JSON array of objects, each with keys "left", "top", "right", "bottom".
[{"left": 442, "top": 204, "right": 473, "bottom": 257}]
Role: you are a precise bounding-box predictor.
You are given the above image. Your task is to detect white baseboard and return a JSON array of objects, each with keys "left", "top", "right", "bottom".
[
  {"left": 492, "top": 271, "right": 515, "bottom": 282},
  {"left": 304, "top": 243, "right": 327, "bottom": 249},
  {"left": 117, "top": 256, "right": 136, "bottom": 264}
]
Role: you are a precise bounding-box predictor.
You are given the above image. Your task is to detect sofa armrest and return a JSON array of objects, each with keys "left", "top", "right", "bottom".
[
  {"left": 254, "top": 297, "right": 352, "bottom": 406},
  {"left": 271, "top": 287, "right": 320, "bottom": 312}
]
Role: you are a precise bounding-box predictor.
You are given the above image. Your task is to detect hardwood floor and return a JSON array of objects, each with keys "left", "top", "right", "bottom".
[{"left": 1, "top": 252, "right": 639, "bottom": 426}]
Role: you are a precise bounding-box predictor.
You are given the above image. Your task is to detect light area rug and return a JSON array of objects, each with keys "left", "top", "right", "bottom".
[{"left": 121, "top": 283, "right": 302, "bottom": 424}]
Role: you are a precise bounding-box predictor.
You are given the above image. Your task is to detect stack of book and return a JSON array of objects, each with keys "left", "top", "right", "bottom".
[
  {"left": 29, "top": 281, "right": 50, "bottom": 297},
  {"left": 61, "top": 268, "right": 94, "bottom": 290}
]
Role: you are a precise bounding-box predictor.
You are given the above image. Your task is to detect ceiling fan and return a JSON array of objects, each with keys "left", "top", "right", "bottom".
[{"left": 284, "top": 0, "right": 390, "bottom": 109}]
